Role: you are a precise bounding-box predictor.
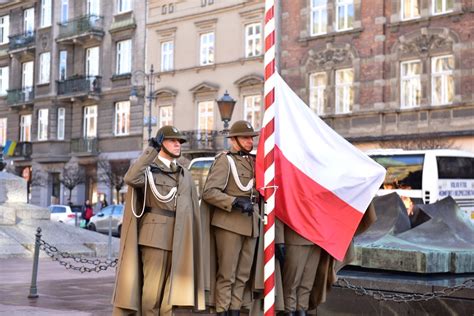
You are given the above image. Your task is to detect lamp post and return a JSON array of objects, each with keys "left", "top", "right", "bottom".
[
  {"left": 217, "top": 91, "right": 236, "bottom": 150},
  {"left": 130, "top": 64, "right": 160, "bottom": 140}
]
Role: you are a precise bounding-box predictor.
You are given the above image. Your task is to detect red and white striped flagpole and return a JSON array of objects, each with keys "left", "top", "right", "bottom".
[{"left": 263, "top": 0, "right": 276, "bottom": 315}]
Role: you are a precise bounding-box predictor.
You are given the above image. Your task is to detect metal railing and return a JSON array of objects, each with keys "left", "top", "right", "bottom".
[
  {"left": 57, "top": 15, "right": 104, "bottom": 39},
  {"left": 181, "top": 130, "right": 224, "bottom": 152},
  {"left": 57, "top": 76, "right": 102, "bottom": 96},
  {"left": 8, "top": 31, "right": 35, "bottom": 51},
  {"left": 12, "top": 142, "right": 32, "bottom": 158},
  {"left": 71, "top": 138, "right": 99, "bottom": 154},
  {"left": 7, "top": 87, "right": 35, "bottom": 105}
]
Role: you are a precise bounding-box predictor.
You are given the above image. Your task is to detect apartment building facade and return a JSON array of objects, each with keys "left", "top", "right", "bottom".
[
  {"left": 279, "top": 0, "right": 474, "bottom": 152},
  {"left": 146, "top": 0, "right": 265, "bottom": 159},
  {"left": 0, "top": 0, "right": 146, "bottom": 207}
]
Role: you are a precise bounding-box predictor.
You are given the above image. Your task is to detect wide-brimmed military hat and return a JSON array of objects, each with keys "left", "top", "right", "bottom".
[
  {"left": 156, "top": 125, "right": 187, "bottom": 144},
  {"left": 226, "top": 120, "right": 259, "bottom": 138}
]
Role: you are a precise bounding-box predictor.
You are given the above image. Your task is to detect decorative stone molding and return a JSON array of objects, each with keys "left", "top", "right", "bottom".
[
  {"left": 155, "top": 87, "right": 178, "bottom": 98},
  {"left": 400, "top": 34, "right": 451, "bottom": 55},
  {"left": 189, "top": 81, "right": 219, "bottom": 94},
  {"left": 234, "top": 74, "right": 264, "bottom": 88},
  {"left": 302, "top": 44, "right": 356, "bottom": 70}
]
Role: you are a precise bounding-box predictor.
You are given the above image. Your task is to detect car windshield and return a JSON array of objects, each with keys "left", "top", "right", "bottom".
[
  {"left": 113, "top": 205, "right": 124, "bottom": 215},
  {"left": 50, "top": 206, "right": 66, "bottom": 213},
  {"left": 100, "top": 206, "right": 115, "bottom": 216}
]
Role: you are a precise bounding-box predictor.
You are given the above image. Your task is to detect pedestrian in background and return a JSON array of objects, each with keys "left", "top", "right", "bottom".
[{"left": 83, "top": 200, "right": 93, "bottom": 226}]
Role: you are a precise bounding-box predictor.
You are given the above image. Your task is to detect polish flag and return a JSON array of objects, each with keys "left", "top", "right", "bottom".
[{"left": 256, "top": 74, "right": 386, "bottom": 261}]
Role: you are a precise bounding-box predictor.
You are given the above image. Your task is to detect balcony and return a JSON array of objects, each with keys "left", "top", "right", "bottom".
[
  {"left": 181, "top": 130, "right": 224, "bottom": 153},
  {"left": 57, "top": 75, "right": 101, "bottom": 100},
  {"left": 8, "top": 31, "right": 36, "bottom": 53},
  {"left": 11, "top": 142, "right": 33, "bottom": 159},
  {"left": 57, "top": 15, "right": 105, "bottom": 44},
  {"left": 7, "top": 88, "right": 34, "bottom": 108},
  {"left": 71, "top": 138, "right": 99, "bottom": 156}
]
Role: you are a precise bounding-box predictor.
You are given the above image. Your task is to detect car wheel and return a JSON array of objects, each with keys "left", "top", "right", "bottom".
[
  {"left": 88, "top": 223, "right": 96, "bottom": 231},
  {"left": 117, "top": 225, "right": 122, "bottom": 237}
]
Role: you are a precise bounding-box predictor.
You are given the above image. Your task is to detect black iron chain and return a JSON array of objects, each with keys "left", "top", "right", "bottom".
[
  {"left": 39, "top": 238, "right": 118, "bottom": 273},
  {"left": 335, "top": 278, "right": 474, "bottom": 302}
]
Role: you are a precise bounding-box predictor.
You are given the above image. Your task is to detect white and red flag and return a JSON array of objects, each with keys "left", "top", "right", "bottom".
[{"left": 256, "top": 73, "right": 386, "bottom": 261}]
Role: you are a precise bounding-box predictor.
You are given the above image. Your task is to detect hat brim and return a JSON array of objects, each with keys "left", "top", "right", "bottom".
[{"left": 226, "top": 132, "right": 259, "bottom": 138}]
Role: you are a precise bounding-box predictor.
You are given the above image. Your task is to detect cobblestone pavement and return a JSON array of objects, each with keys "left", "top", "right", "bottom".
[{"left": 0, "top": 258, "right": 115, "bottom": 316}]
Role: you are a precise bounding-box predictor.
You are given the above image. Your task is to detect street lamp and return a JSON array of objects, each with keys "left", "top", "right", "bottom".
[
  {"left": 130, "top": 64, "right": 160, "bottom": 140},
  {"left": 217, "top": 91, "right": 236, "bottom": 149}
]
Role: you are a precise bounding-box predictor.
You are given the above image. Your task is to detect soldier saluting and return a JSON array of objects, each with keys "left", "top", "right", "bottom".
[
  {"left": 201, "top": 120, "right": 264, "bottom": 316},
  {"left": 112, "top": 126, "right": 205, "bottom": 316}
]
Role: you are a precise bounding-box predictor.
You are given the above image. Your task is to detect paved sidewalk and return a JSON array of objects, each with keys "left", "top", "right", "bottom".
[{"left": 0, "top": 258, "right": 116, "bottom": 316}]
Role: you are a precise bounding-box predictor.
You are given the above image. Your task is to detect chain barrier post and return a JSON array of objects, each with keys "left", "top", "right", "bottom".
[
  {"left": 107, "top": 213, "right": 112, "bottom": 260},
  {"left": 28, "top": 227, "right": 41, "bottom": 299}
]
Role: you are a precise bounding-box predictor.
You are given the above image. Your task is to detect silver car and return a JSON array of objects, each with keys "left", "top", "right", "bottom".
[{"left": 87, "top": 205, "right": 124, "bottom": 237}]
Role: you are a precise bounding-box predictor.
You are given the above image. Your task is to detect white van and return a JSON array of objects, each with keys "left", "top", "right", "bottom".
[{"left": 366, "top": 149, "right": 474, "bottom": 223}]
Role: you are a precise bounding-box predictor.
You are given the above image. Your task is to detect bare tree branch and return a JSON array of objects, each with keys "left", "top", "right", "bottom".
[
  {"left": 97, "top": 158, "right": 130, "bottom": 203},
  {"left": 60, "top": 158, "right": 85, "bottom": 204}
]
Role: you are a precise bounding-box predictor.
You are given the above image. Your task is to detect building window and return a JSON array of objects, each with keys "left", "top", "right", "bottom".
[
  {"left": 401, "top": 0, "right": 420, "bottom": 20},
  {"left": 309, "top": 72, "right": 327, "bottom": 115},
  {"left": 86, "top": 46, "right": 100, "bottom": 76},
  {"left": 83, "top": 105, "right": 98, "bottom": 138},
  {"left": 0, "top": 118, "right": 6, "bottom": 146},
  {"left": 200, "top": 32, "right": 215, "bottom": 66},
  {"left": 0, "top": 15, "right": 9, "bottom": 44},
  {"left": 39, "top": 52, "right": 51, "bottom": 84},
  {"left": 336, "top": 0, "right": 354, "bottom": 31},
  {"left": 335, "top": 68, "right": 353, "bottom": 113},
  {"left": 198, "top": 101, "right": 214, "bottom": 130},
  {"left": 310, "top": 0, "right": 327, "bottom": 36},
  {"left": 115, "top": 101, "right": 130, "bottom": 136},
  {"left": 40, "top": 0, "right": 52, "bottom": 28},
  {"left": 22, "top": 61, "right": 34, "bottom": 91},
  {"left": 116, "top": 39, "right": 132, "bottom": 75},
  {"left": 159, "top": 106, "right": 173, "bottom": 127},
  {"left": 432, "top": 0, "right": 454, "bottom": 15},
  {"left": 60, "top": 0, "right": 68, "bottom": 23},
  {"left": 161, "top": 41, "right": 174, "bottom": 72},
  {"left": 37, "top": 109, "right": 48, "bottom": 141},
  {"left": 432, "top": 55, "right": 454, "bottom": 105},
  {"left": 24, "top": 7, "right": 35, "bottom": 34},
  {"left": 57, "top": 108, "right": 65, "bottom": 140},
  {"left": 117, "top": 0, "right": 131, "bottom": 13},
  {"left": 401, "top": 60, "right": 422, "bottom": 108},
  {"left": 245, "top": 23, "right": 262, "bottom": 58},
  {"left": 59, "top": 50, "right": 67, "bottom": 80},
  {"left": 20, "top": 114, "right": 32, "bottom": 142},
  {"left": 244, "top": 95, "right": 262, "bottom": 131},
  {"left": 0, "top": 66, "right": 9, "bottom": 95},
  {"left": 87, "top": 0, "right": 100, "bottom": 16}
]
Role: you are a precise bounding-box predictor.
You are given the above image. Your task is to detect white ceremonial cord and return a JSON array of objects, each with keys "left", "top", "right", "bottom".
[
  {"left": 226, "top": 155, "right": 254, "bottom": 192},
  {"left": 145, "top": 167, "right": 178, "bottom": 203},
  {"left": 131, "top": 167, "right": 149, "bottom": 218}
]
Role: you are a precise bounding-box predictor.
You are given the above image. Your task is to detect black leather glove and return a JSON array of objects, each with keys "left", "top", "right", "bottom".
[
  {"left": 275, "top": 243, "right": 286, "bottom": 267},
  {"left": 232, "top": 197, "right": 254, "bottom": 216},
  {"left": 148, "top": 137, "right": 161, "bottom": 150}
]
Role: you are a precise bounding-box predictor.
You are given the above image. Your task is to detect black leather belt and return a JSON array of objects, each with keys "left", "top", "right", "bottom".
[{"left": 144, "top": 207, "right": 175, "bottom": 217}]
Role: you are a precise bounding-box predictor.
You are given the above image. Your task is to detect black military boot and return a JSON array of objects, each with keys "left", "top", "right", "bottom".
[
  {"left": 228, "top": 310, "right": 240, "bottom": 316},
  {"left": 296, "top": 311, "right": 307, "bottom": 316}
]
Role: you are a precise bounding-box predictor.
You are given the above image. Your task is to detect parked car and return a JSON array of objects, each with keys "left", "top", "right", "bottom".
[
  {"left": 87, "top": 205, "right": 124, "bottom": 237},
  {"left": 48, "top": 204, "right": 80, "bottom": 225}
]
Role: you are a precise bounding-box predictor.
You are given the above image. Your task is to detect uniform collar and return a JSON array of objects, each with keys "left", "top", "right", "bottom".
[{"left": 157, "top": 155, "right": 176, "bottom": 169}]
